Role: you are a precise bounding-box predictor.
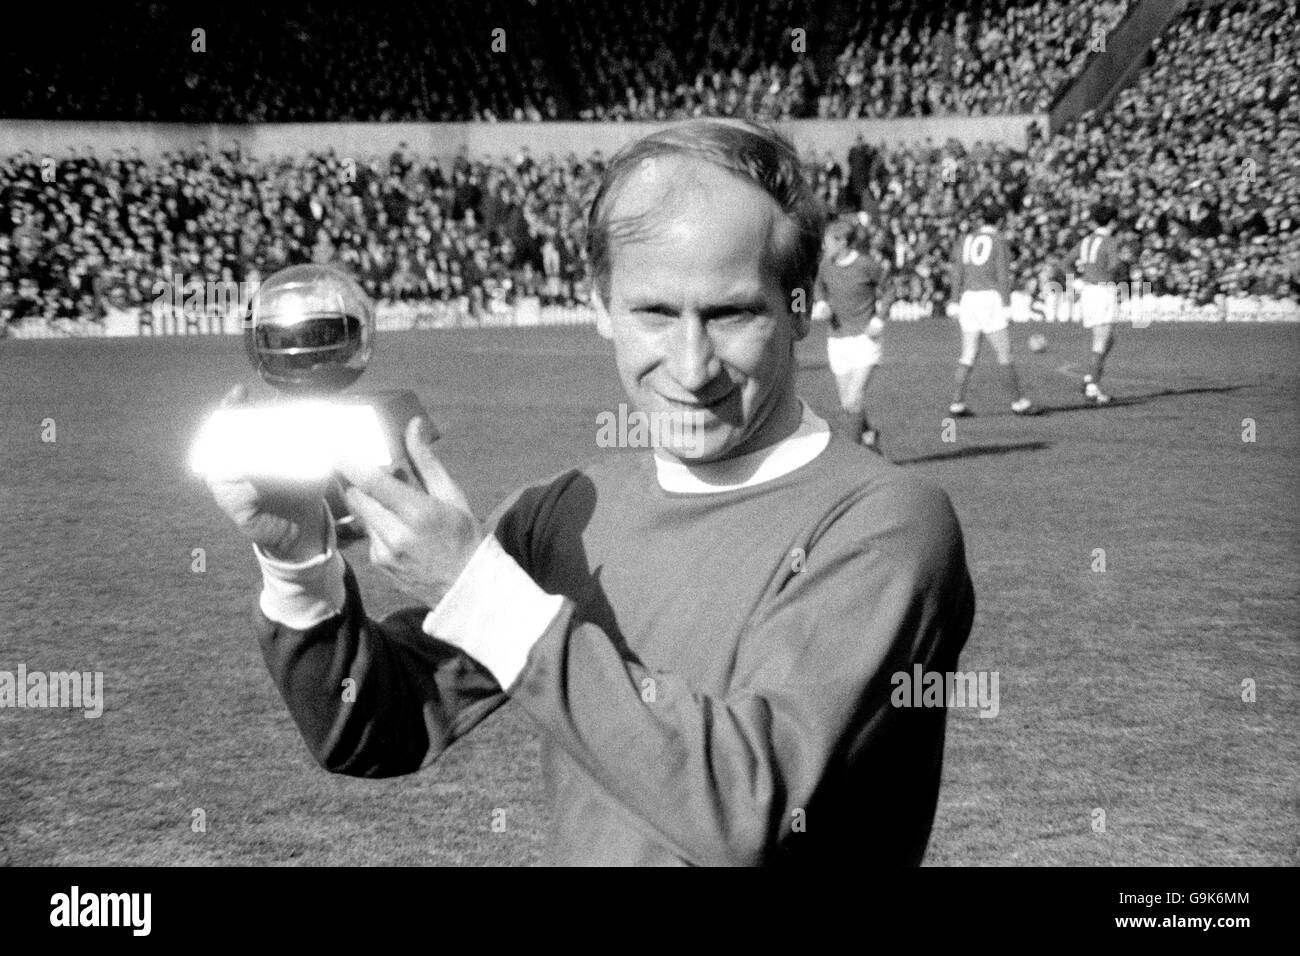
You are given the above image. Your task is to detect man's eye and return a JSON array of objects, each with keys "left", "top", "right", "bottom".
[{"left": 631, "top": 310, "right": 675, "bottom": 326}]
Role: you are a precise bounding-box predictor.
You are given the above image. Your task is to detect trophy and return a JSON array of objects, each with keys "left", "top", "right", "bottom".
[{"left": 190, "top": 264, "right": 428, "bottom": 532}]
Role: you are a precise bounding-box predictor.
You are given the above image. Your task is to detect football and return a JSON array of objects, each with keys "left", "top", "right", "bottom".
[{"left": 1027, "top": 332, "right": 1048, "bottom": 353}]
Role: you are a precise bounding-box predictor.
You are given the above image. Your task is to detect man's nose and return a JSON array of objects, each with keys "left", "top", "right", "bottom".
[{"left": 666, "top": 313, "right": 721, "bottom": 392}]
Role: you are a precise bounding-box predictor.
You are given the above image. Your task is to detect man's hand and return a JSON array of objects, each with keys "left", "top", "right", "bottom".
[
  {"left": 205, "top": 384, "right": 330, "bottom": 563},
  {"left": 338, "top": 417, "right": 483, "bottom": 609},
  {"left": 945, "top": 302, "right": 960, "bottom": 319}
]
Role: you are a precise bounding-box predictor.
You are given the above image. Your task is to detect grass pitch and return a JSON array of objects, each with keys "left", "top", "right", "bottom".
[{"left": 1, "top": 319, "right": 1297, "bottom": 865}]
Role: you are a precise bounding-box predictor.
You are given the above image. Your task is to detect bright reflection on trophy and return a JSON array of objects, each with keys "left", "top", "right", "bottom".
[{"left": 189, "top": 264, "right": 427, "bottom": 495}]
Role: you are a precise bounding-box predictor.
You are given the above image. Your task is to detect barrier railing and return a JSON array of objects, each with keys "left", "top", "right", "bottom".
[{"left": 6, "top": 293, "right": 1297, "bottom": 339}]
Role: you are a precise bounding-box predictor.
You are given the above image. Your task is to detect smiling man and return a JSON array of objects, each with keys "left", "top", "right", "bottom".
[{"left": 207, "top": 119, "right": 975, "bottom": 866}]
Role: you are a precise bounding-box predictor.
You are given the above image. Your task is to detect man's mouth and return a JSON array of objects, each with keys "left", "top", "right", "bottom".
[{"left": 661, "top": 388, "right": 736, "bottom": 411}]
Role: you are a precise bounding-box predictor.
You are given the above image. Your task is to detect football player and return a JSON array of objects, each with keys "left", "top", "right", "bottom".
[
  {"left": 812, "top": 217, "right": 891, "bottom": 452},
  {"left": 1074, "top": 202, "right": 1124, "bottom": 405},
  {"left": 946, "top": 199, "right": 1035, "bottom": 417},
  {"left": 204, "top": 120, "right": 975, "bottom": 866}
]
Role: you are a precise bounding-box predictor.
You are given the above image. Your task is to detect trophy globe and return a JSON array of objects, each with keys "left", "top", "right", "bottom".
[
  {"left": 244, "top": 264, "right": 374, "bottom": 394},
  {"left": 192, "top": 263, "right": 427, "bottom": 499}
]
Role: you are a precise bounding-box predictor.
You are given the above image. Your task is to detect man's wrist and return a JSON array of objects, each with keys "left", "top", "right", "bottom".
[
  {"left": 423, "top": 535, "right": 566, "bottom": 691},
  {"left": 255, "top": 503, "right": 345, "bottom": 630},
  {"left": 261, "top": 503, "right": 329, "bottom": 563}
]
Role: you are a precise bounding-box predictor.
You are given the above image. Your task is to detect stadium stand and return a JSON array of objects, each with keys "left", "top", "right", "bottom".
[
  {"left": 1022, "top": 0, "right": 1299, "bottom": 304},
  {"left": 0, "top": 145, "right": 603, "bottom": 327},
  {"left": 2, "top": 1, "right": 565, "bottom": 123},
  {"left": 820, "top": 0, "right": 1132, "bottom": 118},
  {"left": 807, "top": 0, "right": 1298, "bottom": 305},
  {"left": 3, "top": 0, "right": 1121, "bottom": 123},
  {"left": 2, "top": 0, "right": 1296, "bottom": 333}
]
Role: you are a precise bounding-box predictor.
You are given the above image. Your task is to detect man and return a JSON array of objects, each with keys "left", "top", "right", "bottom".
[
  {"left": 946, "top": 200, "right": 1035, "bottom": 417},
  {"left": 846, "top": 133, "right": 875, "bottom": 211},
  {"left": 812, "top": 217, "right": 889, "bottom": 451},
  {"left": 1074, "top": 202, "right": 1125, "bottom": 405},
  {"left": 206, "top": 120, "right": 975, "bottom": 866}
]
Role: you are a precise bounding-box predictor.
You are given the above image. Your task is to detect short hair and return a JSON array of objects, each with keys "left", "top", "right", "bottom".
[
  {"left": 977, "top": 196, "right": 1003, "bottom": 224},
  {"left": 585, "top": 119, "right": 825, "bottom": 305},
  {"left": 1091, "top": 202, "right": 1117, "bottom": 226}
]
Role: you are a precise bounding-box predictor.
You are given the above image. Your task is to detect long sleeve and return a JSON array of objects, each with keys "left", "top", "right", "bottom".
[
  {"left": 256, "top": 564, "right": 508, "bottom": 777},
  {"left": 487, "top": 477, "right": 974, "bottom": 866}
]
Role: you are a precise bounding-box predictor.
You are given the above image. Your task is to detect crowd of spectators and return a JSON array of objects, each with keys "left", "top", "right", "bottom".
[
  {"left": 1023, "top": 0, "right": 1299, "bottom": 303},
  {"left": 0, "top": 144, "right": 602, "bottom": 325},
  {"left": 3, "top": 0, "right": 563, "bottom": 123},
  {"left": 805, "top": 0, "right": 1299, "bottom": 307},
  {"left": 820, "top": 0, "right": 1130, "bottom": 118},
  {"left": 4, "top": 0, "right": 1123, "bottom": 123},
  {"left": 3, "top": 0, "right": 1296, "bottom": 330},
  {"left": 561, "top": 0, "right": 818, "bottom": 122}
]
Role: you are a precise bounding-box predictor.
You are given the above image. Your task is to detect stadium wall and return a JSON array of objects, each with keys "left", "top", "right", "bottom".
[
  {"left": 0, "top": 115, "right": 1048, "bottom": 161},
  {"left": 8, "top": 293, "right": 1297, "bottom": 340}
]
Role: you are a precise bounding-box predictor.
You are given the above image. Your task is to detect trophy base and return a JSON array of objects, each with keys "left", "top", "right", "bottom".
[
  {"left": 190, "top": 388, "right": 429, "bottom": 489},
  {"left": 333, "top": 389, "right": 429, "bottom": 490}
]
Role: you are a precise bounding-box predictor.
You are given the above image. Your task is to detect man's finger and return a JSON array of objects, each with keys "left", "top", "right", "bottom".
[
  {"left": 405, "top": 417, "right": 472, "bottom": 512},
  {"left": 342, "top": 484, "right": 406, "bottom": 548},
  {"left": 337, "top": 459, "right": 427, "bottom": 525}
]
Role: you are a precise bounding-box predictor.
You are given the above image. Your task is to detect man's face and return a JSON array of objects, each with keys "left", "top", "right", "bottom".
[
  {"left": 823, "top": 231, "right": 848, "bottom": 258},
  {"left": 596, "top": 157, "right": 808, "bottom": 464}
]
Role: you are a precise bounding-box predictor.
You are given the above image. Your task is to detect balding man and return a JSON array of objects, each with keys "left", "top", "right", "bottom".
[{"left": 206, "top": 120, "right": 975, "bottom": 866}]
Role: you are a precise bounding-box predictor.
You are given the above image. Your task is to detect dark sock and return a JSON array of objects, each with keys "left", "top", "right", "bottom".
[
  {"left": 1089, "top": 350, "right": 1107, "bottom": 383},
  {"left": 953, "top": 364, "right": 973, "bottom": 405}
]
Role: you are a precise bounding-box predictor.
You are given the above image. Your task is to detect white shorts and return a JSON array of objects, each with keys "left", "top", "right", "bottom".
[
  {"left": 958, "top": 289, "right": 1008, "bottom": 335},
  {"left": 826, "top": 333, "right": 882, "bottom": 376},
  {"left": 1079, "top": 282, "right": 1118, "bottom": 329}
]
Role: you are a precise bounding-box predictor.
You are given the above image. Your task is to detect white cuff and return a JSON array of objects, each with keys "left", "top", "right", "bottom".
[
  {"left": 422, "top": 534, "right": 565, "bottom": 691},
  {"left": 255, "top": 520, "right": 346, "bottom": 630}
]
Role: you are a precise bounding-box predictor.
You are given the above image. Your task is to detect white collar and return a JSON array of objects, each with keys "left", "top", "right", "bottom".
[
  {"left": 835, "top": 249, "right": 860, "bottom": 266},
  {"left": 653, "top": 401, "right": 831, "bottom": 494}
]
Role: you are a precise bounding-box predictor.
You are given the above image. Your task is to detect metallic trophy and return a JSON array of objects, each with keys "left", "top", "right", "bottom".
[{"left": 190, "top": 264, "right": 428, "bottom": 537}]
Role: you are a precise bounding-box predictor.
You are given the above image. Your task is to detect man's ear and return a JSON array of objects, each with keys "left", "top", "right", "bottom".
[{"left": 593, "top": 287, "right": 613, "bottom": 340}]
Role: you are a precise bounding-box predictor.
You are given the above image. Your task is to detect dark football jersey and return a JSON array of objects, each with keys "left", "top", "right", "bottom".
[
  {"left": 814, "top": 250, "right": 885, "bottom": 336},
  {"left": 950, "top": 227, "right": 1010, "bottom": 301},
  {"left": 1076, "top": 228, "right": 1123, "bottom": 284}
]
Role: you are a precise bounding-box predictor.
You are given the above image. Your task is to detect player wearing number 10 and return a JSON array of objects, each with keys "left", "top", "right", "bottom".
[{"left": 946, "top": 201, "right": 1036, "bottom": 418}]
